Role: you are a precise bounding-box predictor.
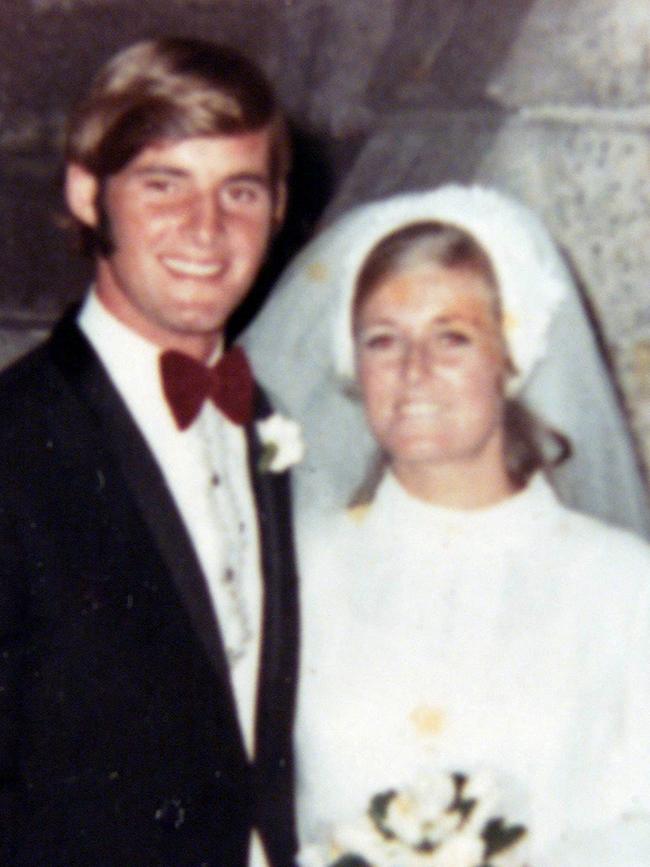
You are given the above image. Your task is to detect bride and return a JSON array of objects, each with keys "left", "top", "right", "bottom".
[{"left": 254, "top": 186, "right": 650, "bottom": 865}]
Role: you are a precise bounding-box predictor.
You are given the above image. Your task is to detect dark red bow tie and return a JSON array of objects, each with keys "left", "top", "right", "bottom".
[{"left": 160, "top": 346, "right": 254, "bottom": 430}]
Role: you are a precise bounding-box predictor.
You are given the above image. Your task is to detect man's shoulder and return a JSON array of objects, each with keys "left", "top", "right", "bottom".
[
  {"left": 0, "top": 336, "right": 57, "bottom": 406},
  {"left": 0, "top": 314, "right": 89, "bottom": 439},
  {"left": 0, "top": 307, "right": 90, "bottom": 399}
]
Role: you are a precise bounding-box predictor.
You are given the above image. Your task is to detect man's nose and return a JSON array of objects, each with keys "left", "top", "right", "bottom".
[{"left": 185, "top": 192, "right": 224, "bottom": 243}]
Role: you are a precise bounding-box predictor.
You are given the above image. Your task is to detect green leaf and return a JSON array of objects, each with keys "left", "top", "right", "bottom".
[
  {"left": 329, "top": 856, "right": 372, "bottom": 867},
  {"left": 414, "top": 838, "right": 437, "bottom": 853},
  {"left": 258, "top": 442, "right": 278, "bottom": 473},
  {"left": 447, "top": 773, "right": 478, "bottom": 823},
  {"left": 482, "top": 817, "right": 527, "bottom": 858},
  {"left": 368, "top": 789, "right": 398, "bottom": 839}
]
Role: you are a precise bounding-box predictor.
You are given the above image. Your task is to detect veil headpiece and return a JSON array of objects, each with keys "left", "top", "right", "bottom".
[
  {"left": 332, "top": 184, "right": 570, "bottom": 393},
  {"left": 241, "top": 184, "right": 650, "bottom": 536}
]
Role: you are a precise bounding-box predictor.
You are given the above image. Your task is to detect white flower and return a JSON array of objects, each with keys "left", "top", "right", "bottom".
[
  {"left": 384, "top": 791, "right": 425, "bottom": 846},
  {"left": 383, "top": 776, "right": 456, "bottom": 847},
  {"left": 489, "top": 847, "right": 528, "bottom": 867},
  {"left": 256, "top": 413, "right": 305, "bottom": 472},
  {"left": 334, "top": 814, "right": 392, "bottom": 864},
  {"left": 295, "top": 842, "right": 330, "bottom": 867},
  {"left": 297, "top": 771, "right": 527, "bottom": 867},
  {"left": 460, "top": 771, "right": 501, "bottom": 835},
  {"left": 412, "top": 773, "right": 458, "bottom": 823},
  {"left": 433, "top": 830, "right": 484, "bottom": 867}
]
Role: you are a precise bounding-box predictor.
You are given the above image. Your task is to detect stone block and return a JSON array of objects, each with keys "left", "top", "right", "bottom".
[
  {"left": 0, "top": 1, "right": 297, "bottom": 149},
  {"left": 487, "top": 0, "right": 650, "bottom": 108},
  {"left": 634, "top": 341, "right": 650, "bottom": 468},
  {"left": 0, "top": 327, "right": 48, "bottom": 372},
  {"left": 0, "top": 155, "right": 91, "bottom": 318}
]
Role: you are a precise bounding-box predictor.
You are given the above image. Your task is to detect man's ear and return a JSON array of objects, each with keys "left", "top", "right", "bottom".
[
  {"left": 272, "top": 180, "right": 288, "bottom": 229},
  {"left": 64, "top": 163, "right": 100, "bottom": 227}
]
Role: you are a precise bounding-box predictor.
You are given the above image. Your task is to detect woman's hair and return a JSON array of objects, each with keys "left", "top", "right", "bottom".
[
  {"left": 65, "top": 36, "right": 291, "bottom": 253},
  {"left": 353, "top": 220, "right": 501, "bottom": 327},
  {"left": 503, "top": 399, "right": 571, "bottom": 489},
  {"left": 349, "top": 220, "right": 571, "bottom": 503}
]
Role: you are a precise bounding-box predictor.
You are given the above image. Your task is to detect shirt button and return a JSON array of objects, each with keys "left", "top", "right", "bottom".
[{"left": 154, "top": 798, "right": 186, "bottom": 830}]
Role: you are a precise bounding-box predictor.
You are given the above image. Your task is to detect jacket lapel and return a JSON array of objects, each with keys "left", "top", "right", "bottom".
[
  {"left": 245, "top": 391, "right": 300, "bottom": 770},
  {"left": 47, "top": 313, "right": 247, "bottom": 757}
]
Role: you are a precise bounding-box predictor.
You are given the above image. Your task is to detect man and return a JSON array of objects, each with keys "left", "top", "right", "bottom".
[{"left": 0, "top": 37, "right": 299, "bottom": 866}]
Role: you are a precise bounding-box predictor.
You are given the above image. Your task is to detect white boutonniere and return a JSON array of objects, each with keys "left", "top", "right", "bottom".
[{"left": 256, "top": 413, "right": 305, "bottom": 473}]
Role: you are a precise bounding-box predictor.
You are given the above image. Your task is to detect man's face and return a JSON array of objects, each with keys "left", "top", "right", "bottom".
[{"left": 67, "top": 129, "right": 284, "bottom": 359}]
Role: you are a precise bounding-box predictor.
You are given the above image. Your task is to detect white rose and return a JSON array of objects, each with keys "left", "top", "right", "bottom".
[
  {"left": 256, "top": 413, "right": 305, "bottom": 472},
  {"left": 295, "top": 843, "right": 330, "bottom": 867},
  {"left": 432, "top": 831, "right": 484, "bottom": 867}
]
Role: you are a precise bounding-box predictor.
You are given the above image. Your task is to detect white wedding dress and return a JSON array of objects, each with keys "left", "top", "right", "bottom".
[{"left": 295, "top": 472, "right": 650, "bottom": 866}]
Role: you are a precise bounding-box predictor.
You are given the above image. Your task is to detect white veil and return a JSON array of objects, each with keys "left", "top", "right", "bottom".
[{"left": 241, "top": 185, "right": 650, "bottom": 538}]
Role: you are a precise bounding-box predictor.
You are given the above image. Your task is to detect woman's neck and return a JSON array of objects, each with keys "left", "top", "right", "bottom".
[{"left": 392, "top": 450, "right": 517, "bottom": 510}]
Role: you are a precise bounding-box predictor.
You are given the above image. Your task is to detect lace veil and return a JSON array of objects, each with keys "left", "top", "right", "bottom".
[{"left": 241, "top": 185, "right": 650, "bottom": 537}]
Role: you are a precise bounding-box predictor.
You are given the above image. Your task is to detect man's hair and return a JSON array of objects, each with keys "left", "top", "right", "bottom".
[{"left": 65, "top": 36, "right": 291, "bottom": 253}]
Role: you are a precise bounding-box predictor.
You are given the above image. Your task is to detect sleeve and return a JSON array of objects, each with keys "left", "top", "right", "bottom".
[
  {"left": 539, "top": 544, "right": 650, "bottom": 867},
  {"left": 538, "top": 819, "right": 650, "bottom": 867},
  {"left": 0, "top": 500, "right": 28, "bottom": 862}
]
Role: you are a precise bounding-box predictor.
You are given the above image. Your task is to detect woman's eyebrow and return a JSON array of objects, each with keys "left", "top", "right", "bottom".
[{"left": 433, "top": 313, "right": 486, "bottom": 326}]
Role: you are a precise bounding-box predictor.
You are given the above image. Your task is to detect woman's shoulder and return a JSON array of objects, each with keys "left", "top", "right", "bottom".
[
  {"left": 542, "top": 483, "right": 650, "bottom": 585},
  {"left": 551, "top": 491, "right": 650, "bottom": 553},
  {"left": 296, "top": 503, "right": 362, "bottom": 568}
]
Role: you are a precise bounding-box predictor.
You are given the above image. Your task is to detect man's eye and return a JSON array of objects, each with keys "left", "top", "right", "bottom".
[
  {"left": 143, "top": 178, "right": 176, "bottom": 193},
  {"left": 231, "top": 186, "right": 256, "bottom": 201},
  {"left": 223, "top": 184, "right": 264, "bottom": 206}
]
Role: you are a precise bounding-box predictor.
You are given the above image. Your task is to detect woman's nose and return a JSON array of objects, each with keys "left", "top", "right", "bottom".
[{"left": 403, "top": 341, "right": 432, "bottom": 383}]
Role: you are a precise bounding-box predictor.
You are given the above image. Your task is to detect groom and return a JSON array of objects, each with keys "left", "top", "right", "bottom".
[{"left": 0, "top": 37, "right": 299, "bottom": 866}]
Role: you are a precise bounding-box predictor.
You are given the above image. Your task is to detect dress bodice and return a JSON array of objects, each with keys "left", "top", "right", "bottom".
[{"left": 295, "top": 473, "right": 650, "bottom": 865}]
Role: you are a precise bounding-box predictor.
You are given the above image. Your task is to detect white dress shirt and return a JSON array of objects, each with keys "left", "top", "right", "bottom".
[{"left": 78, "top": 291, "right": 269, "bottom": 867}]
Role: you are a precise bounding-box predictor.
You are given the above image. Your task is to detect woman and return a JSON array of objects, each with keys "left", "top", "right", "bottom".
[
  {"left": 242, "top": 188, "right": 650, "bottom": 539},
  {"left": 290, "top": 186, "right": 650, "bottom": 865}
]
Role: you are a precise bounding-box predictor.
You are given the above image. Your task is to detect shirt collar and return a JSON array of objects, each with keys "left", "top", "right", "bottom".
[{"left": 78, "top": 288, "right": 224, "bottom": 369}]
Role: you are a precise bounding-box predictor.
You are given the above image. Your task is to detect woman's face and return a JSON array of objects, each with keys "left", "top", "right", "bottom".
[{"left": 355, "top": 262, "right": 509, "bottom": 485}]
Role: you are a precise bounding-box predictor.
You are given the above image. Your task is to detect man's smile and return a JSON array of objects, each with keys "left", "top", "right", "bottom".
[{"left": 161, "top": 256, "right": 226, "bottom": 278}]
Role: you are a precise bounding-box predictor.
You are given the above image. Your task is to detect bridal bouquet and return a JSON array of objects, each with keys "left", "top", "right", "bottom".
[{"left": 297, "top": 771, "right": 527, "bottom": 867}]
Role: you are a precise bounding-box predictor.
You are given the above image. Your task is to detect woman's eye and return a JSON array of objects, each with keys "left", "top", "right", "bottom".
[
  {"left": 360, "top": 332, "right": 399, "bottom": 351},
  {"left": 438, "top": 329, "right": 471, "bottom": 347}
]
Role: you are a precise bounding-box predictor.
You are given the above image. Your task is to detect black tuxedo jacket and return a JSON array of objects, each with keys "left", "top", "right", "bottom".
[{"left": 0, "top": 312, "right": 299, "bottom": 866}]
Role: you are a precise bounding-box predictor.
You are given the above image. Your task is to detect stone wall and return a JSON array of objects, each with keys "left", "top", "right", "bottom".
[{"left": 2, "top": 0, "right": 650, "bottom": 479}]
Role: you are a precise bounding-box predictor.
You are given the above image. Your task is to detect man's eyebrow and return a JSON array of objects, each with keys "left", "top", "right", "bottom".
[
  {"left": 224, "top": 172, "right": 272, "bottom": 187},
  {"left": 130, "top": 167, "right": 272, "bottom": 186},
  {"left": 132, "top": 165, "right": 190, "bottom": 178}
]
